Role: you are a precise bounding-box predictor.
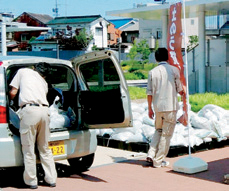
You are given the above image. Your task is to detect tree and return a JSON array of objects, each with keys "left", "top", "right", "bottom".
[
  {"left": 127, "top": 40, "right": 138, "bottom": 61},
  {"left": 74, "top": 28, "right": 93, "bottom": 50},
  {"left": 92, "top": 45, "right": 99, "bottom": 51},
  {"left": 58, "top": 28, "right": 93, "bottom": 50},
  {"left": 187, "top": 35, "right": 198, "bottom": 51},
  {"left": 136, "top": 39, "right": 151, "bottom": 66}
]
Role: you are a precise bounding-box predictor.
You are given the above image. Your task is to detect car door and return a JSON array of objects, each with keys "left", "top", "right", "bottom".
[{"left": 72, "top": 50, "right": 133, "bottom": 129}]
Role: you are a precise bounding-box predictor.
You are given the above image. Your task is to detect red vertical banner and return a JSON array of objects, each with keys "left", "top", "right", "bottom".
[{"left": 167, "top": 2, "right": 188, "bottom": 123}]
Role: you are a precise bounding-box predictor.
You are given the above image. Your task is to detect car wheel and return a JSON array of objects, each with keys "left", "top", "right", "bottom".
[{"left": 68, "top": 153, "right": 95, "bottom": 173}]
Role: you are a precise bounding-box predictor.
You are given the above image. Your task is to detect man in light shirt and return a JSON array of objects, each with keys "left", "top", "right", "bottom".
[
  {"left": 146, "top": 48, "right": 184, "bottom": 168},
  {"left": 9, "top": 63, "right": 57, "bottom": 189}
]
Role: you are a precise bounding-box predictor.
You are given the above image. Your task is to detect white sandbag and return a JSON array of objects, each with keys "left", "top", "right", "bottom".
[
  {"left": 190, "top": 114, "right": 212, "bottom": 130},
  {"left": 136, "top": 113, "right": 148, "bottom": 123},
  {"left": 185, "top": 135, "right": 203, "bottom": 147},
  {"left": 142, "top": 116, "right": 155, "bottom": 127},
  {"left": 223, "top": 111, "right": 229, "bottom": 125},
  {"left": 133, "top": 120, "right": 143, "bottom": 134},
  {"left": 221, "top": 125, "right": 229, "bottom": 137},
  {"left": 113, "top": 120, "right": 143, "bottom": 135},
  {"left": 211, "top": 120, "right": 227, "bottom": 141},
  {"left": 170, "top": 133, "right": 188, "bottom": 147},
  {"left": 176, "top": 108, "right": 184, "bottom": 120},
  {"left": 206, "top": 131, "right": 219, "bottom": 139},
  {"left": 126, "top": 132, "right": 148, "bottom": 143},
  {"left": 110, "top": 132, "right": 134, "bottom": 142},
  {"left": 132, "top": 111, "right": 141, "bottom": 120},
  {"left": 139, "top": 102, "right": 148, "bottom": 111},
  {"left": 198, "top": 104, "right": 226, "bottom": 120},
  {"left": 189, "top": 111, "right": 197, "bottom": 119},
  {"left": 203, "top": 109, "right": 218, "bottom": 121},
  {"left": 194, "top": 129, "right": 212, "bottom": 139},
  {"left": 141, "top": 125, "right": 155, "bottom": 141},
  {"left": 174, "top": 124, "right": 188, "bottom": 137},
  {"left": 113, "top": 127, "right": 134, "bottom": 134},
  {"left": 131, "top": 103, "right": 145, "bottom": 114},
  {"left": 203, "top": 137, "right": 212, "bottom": 143}
]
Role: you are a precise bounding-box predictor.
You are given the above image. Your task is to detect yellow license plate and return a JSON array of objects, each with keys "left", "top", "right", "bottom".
[{"left": 49, "top": 141, "right": 65, "bottom": 156}]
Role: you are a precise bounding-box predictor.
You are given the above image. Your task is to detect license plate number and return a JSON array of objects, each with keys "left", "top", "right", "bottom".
[{"left": 49, "top": 141, "right": 65, "bottom": 155}]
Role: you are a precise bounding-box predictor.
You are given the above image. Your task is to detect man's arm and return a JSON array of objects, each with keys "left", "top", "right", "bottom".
[
  {"left": 9, "top": 87, "right": 18, "bottom": 100},
  {"left": 147, "top": 95, "right": 154, "bottom": 119}
]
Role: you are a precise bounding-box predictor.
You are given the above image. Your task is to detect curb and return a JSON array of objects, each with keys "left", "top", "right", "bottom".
[{"left": 97, "top": 136, "right": 229, "bottom": 158}]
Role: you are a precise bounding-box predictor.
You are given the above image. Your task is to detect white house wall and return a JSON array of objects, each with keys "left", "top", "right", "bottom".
[
  {"left": 90, "top": 19, "right": 108, "bottom": 49},
  {"left": 48, "top": 19, "right": 108, "bottom": 50},
  {"left": 138, "top": 17, "right": 198, "bottom": 48},
  {"left": 139, "top": 19, "right": 162, "bottom": 39}
]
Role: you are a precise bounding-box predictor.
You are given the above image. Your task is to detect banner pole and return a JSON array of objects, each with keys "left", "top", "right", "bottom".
[
  {"left": 173, "top": 0, "right": 208, "bottom": 174},
  {"left": 181, "top": 0, "right": 191, "bottom": 156}
]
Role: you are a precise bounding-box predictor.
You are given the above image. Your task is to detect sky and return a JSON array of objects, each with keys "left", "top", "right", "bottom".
[{"left": 0, "top": 0, "right": 175, "bottom": 20}]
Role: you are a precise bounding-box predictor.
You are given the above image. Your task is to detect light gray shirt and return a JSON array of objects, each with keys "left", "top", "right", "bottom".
[{"left": 146, "top": 62, "right": 183, "bottom": 112}]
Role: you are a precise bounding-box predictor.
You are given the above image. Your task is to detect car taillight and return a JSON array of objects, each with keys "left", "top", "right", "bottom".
[
  {"left": 0, "top": 67, "right": 7, "bottom": 124},
  {"left": 0, "top": 105, "right": 7, "bottom": 123}
]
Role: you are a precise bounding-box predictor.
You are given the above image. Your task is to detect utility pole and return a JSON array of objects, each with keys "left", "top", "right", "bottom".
[
  {"left": 52, "top": 0, "right": 59, "bottom": 17},
  {"left": 1, "top": 22, "right": 7, "bottom": 56}
]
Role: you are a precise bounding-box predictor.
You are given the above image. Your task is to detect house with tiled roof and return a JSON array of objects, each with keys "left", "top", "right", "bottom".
[
  {"left": 109, "top": 18, "right": 139, "bottom": 44},
  {"left": 13, "top": 12, "right": 53, "bottom": 49},
  {"left": 46, "top": 15, "right": 109, "bottom": 50}
]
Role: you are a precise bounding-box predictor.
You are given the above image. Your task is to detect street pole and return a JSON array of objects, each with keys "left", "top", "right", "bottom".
[{"left": 1, "top": 22, "right": 7, "bottom": 56}]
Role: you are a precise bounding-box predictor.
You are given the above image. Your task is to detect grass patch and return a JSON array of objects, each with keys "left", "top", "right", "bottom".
[
  {"left": 189, "top": 92, "right": 229, "bottom": 112},
  {"left": 128, "top": 87, "right": 229, "bottom": 112},
  {"left": 121, "top": 61, "right": 158, "bottom": 80},
  {"left": 128, "top": 86, "right": 147, "bottom": 100}
]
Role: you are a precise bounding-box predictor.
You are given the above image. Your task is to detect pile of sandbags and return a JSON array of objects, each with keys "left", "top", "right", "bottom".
[{"left": 96, "top": 101, "right": 229, "bottom": 148}]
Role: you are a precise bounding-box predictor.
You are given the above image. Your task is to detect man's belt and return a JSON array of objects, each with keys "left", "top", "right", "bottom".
[{"left": 21, "top": 103, "right": 48, "bottom": 109}]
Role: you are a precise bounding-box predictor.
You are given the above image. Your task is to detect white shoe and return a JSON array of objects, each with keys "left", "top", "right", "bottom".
[
  {"left": 161, "top": 161, "right": 169, "bottom": 167},
  {"left": 153, "top": 161, "right": 169, "bottom": 168}
]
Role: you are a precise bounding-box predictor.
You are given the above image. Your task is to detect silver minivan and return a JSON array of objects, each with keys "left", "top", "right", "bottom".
[{"left": 0, "top": 50, "right": 132, "bottom": 172}]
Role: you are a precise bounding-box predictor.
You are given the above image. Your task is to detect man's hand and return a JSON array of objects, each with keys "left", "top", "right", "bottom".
[
  {"left": 147, "top": 95, "right": 154, "bottom": 119},
  {"left": 177, "top": 112, "right": 188, "bottom": 126},
  {"left": 9, "top": 87, "right": 18, "bottom": 100},
  {"left": 148, "top": 108, "right": 154, "bottom": 119}
]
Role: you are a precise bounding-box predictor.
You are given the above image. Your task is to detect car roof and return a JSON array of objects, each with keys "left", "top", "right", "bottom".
[{"left": 0, "top": 55, "right": 72, "bottom": 68}]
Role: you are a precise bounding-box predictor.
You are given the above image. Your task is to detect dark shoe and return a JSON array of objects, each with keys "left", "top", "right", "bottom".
[
  {"left": 24, "top": 184, "right": 38, "bottom": 189},
  {"left": 30, "top": 185, "right": 38, "bottom": 189},
  {"left": 42, "top": 181, "right": 56, "bottom": 187},
  {"left": 49, "top": 183, "right": 56, "bottom": 187},
  {"left": 146, "top": 157, "right": 153, "bottom": 163}
]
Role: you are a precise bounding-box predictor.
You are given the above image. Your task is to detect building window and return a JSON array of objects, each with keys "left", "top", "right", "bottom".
[
  {"left": 21, "top": 33, "right": 29, "bottom": 41},
  {"left": 191, "top": 19, "right": 195, "bottom": 25},
  {"left": 108, "top": 33, "right": 114, "bottom": 41},
  {"left": 156, "top": 31, "right": 162, "bottom": 39},
  {"left": 95, "top": 27, "right": 102, "bottom": 36}
]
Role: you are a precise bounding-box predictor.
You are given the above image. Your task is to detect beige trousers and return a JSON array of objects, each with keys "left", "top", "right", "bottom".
[
  {"left": 19, "top": 105, "right": 57, "bottom": 186},
  {"left": 147, "top": 111, "right": 177, "bottom": 167}
]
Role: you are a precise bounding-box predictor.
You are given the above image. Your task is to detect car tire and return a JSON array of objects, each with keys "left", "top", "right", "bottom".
[{"left": 67, "top": 153, "right": 95, "bottom": 173}]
